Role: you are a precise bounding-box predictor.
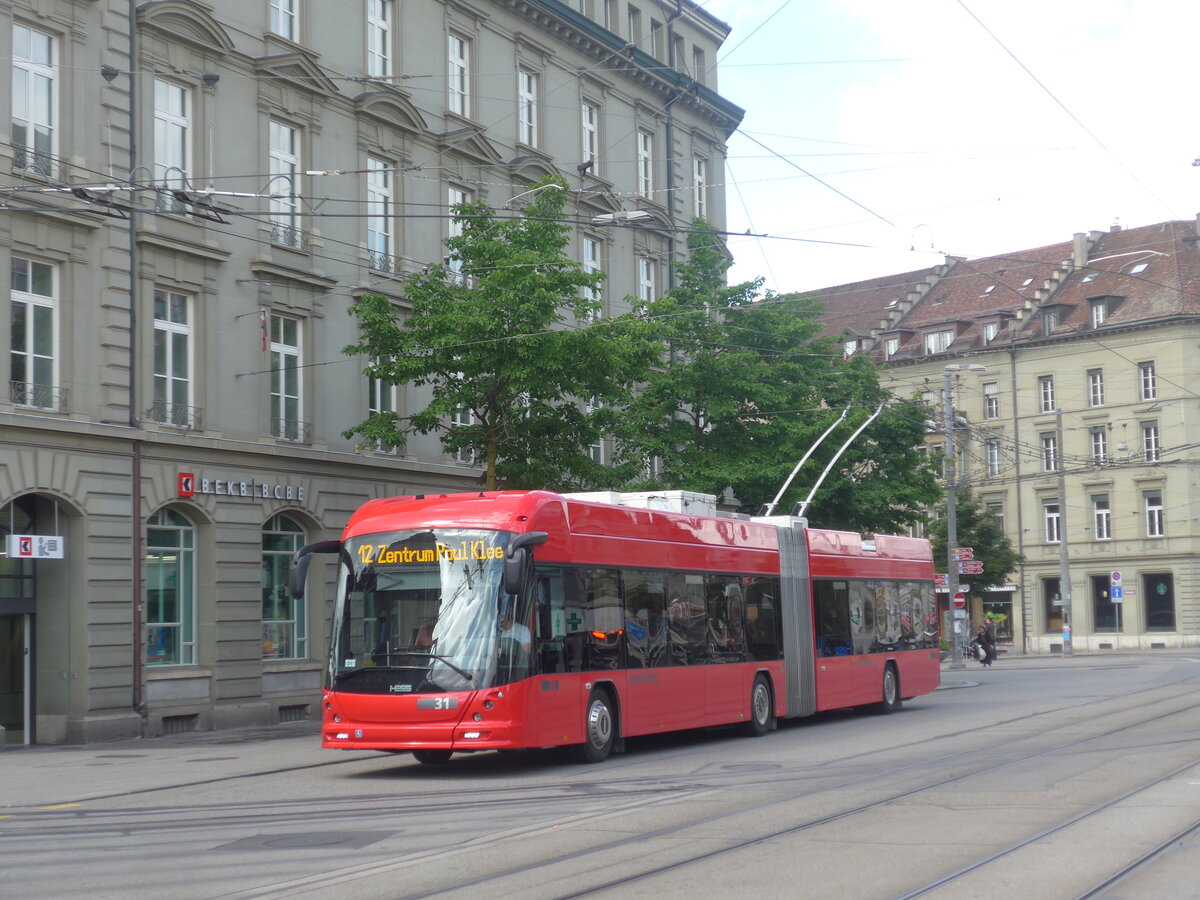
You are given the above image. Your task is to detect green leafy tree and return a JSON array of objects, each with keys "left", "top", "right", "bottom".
[
  {"left": 611, "top": 224, "right": 941, "bottom": 533},
  {"left": 343, "top": 176, "right": 655, "bottom": 490},
  {"left": 925, "top": 489, "right": 1023, "bottom": 596}
]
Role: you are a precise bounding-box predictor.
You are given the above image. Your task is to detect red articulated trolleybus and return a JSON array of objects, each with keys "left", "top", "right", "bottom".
[{"left": 290, "top": 490, "right": 939, "bottom": 764}]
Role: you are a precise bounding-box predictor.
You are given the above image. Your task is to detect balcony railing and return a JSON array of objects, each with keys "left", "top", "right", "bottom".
[
  {"left": 146, "top": 400, "right": 203, "bottom": 431},
  {"left": 10, "top": 381, "right": 69, "bottom": 413},
  {"left": 271, "top": 417, "right": 310, "bottom": 444},
  {"left": 271, "top": 221, "right": 306, "bottom": 250},
  {"left": 368, "top": 250, "right": 401, "bottom": 274},
  {"left": 11, "top": 148, "right": 60, "bottom": 181}
]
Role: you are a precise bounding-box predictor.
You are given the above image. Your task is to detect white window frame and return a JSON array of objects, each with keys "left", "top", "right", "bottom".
[
  {"left": 884, "top": 337, "right": 899, "bottom": 359},
  {"left": 985, "top": 439, "right": 1001, "bottom": 477},
  {"left": 269, "top": 314, "right": 303, "bottom": 441},
  {"left": 1090, "top": 298, "right": 1106, "bottom": 328},
  {"left": 1092, "top": 495, "right": 1111, "bottom": 540},
  {"left": 585, "top": 397, "right": 605, "bottom": 464},
  {"left": 1044, "top": 502, "right": 1061, "bottom": 544},
  {"left": 450, "top": 402, "right": 475, "bottom": 464},
  {"left": 11, "top": 23, "right": 57, "bottom": 174},
  {"left": 269, "top": 0, "right": 297, "bottom": 40},
  {"left": 145, "top": 508, "right": 196, "bottom": 667},
  {"left": 636, "top": 130, "right": 654, "bottom": 197},
  {"left": 366, "top": 156, "right": 394, "bottom": 271},
  {"left": 983, "top": 382, "right": 998, "bottom": 419},
  {"left": 1087, "top": 368, "right": 1104, "bottom": 407},
  {"left": 367, "top": 356, "right": 398, "bottom": 453},
  {"left": 637, "top": 257, "right": 655, "bottom": 306},
  {"left": 1038, "top": 375, "right": 1055, "bottom": 413},
  {"left": 9, "top": 257, "right": 58, "bottom": 410},
  {"left": 1138, "top": 361, "right": 1157, "bottom": 400},
  {"left": 982, "top": 321, "right": 999, "bottom": 343},
  {"left": 268, "top": 119, "right": 302, "bottom": 248},
  {"left": 692, "top": 156, "right": 708, "bottom": 220},
  {"left": 517, "top": 68, "right": 538, "bottom": 147},
  {"left": 262, "top": 514, "right": 308, "bottom": 659},
  {"left": 581, "top": 101, "right": 599, "bottom": 171},
  {"left": 1142, "top": 421, "right": 1160, "bottom": 462},
  {"left": 1145, "top": 491, "right": 1164, "bottom": 537},
  {"left": 1089, "top": 427, "right": 1107, "bottom": 464},
  {"left": 923, "top": 330, "right": 953, "bottom": 354},
  {"left": 367, "top": 0, "right": 391, "bottom": 78},
  {"left": 153, "top": 79, "right": 190, "bottom": 211},
  {"left": 152, "top": 288, "right": 193, "bottom": 426},
  {"left": 448, "top": 33, "right": 470, "bottom": 117},
  {"left": 447, "top": 185, "right": 470, "bottom": 282},
  {"left": 582, "top": 236, "right": 602, "bottom": 318},
  {"left": 1041, "top": 433, "right": 1057, "bottom": 472}
]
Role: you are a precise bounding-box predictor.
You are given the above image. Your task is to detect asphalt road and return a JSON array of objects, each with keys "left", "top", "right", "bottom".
[{"left": 3, "top": 651, "right": 1199, "bottom": 900}]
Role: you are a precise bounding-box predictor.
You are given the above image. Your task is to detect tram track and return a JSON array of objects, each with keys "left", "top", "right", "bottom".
[{"left": 205, "top": 682, "right": 1200, "bottom": 899}]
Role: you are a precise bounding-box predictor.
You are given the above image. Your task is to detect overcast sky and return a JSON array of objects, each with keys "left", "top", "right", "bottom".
[{"left": 702, "top": 0, "right": 1200, "bottom": 294}]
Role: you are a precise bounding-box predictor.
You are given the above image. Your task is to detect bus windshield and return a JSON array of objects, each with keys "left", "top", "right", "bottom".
[{"left": 330, "top": 529, "right": 513, "bottom": 694}]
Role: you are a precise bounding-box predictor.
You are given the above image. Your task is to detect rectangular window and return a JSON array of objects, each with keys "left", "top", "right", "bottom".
[
  {"left": 1138, "top": 361, "right": 1157, "bottom": 400},
  {"left": 269, "top": 0, "right": 297, "bottom": 40},
  {"left": 1044, "top": 502, "right": 1061, "bottom": 543},
  {"left": 448, "top": 33, "right": 470, "bottom": 116},
  {"left": 447, "top": 185, "right": 470, "bottom": 281},
  {"left": 153, "top": 79, "right": 190, "bottom": 210},
  {"left": 9, "top": 257, "right": 58, "bottom": 410},
  {"left": 581, "top": 101, "right": 599, "bottom": 171},
  {"left": 1143, "top": 573, "right": 1175, "bottom": 631},
  {"left": 627, "top": 5, "right": 642, "bottom": 40},
  {"left": 1142, "top": 421, "right": 1160, "bottom": 462},
  {"left": 11, "top": 24, "right": 56, "bottom": 174},
  {"left": 585, "top": 397, "right": 604, "bottom": 463},
  {"left": 450, "top": 403, "right": 474, "bottom": 464},
  {"left": 923, "top": 330, "right": 953, "bottom": 354},
  {"left": 1090, "top": 298, "right": 1106, "bottom": 328},
  {"left": 982, "top": 321, "right": 999, "bottom": 343},
  {"left": 268, "top": 119, "right": 301, "bottom": 247},
  {"left": 985, "top": 439, "right": 1001, "bottom": 477},
  {"left": 269, "top": 314, "right": 303, "bottom": 441},
  {"left": 262, "top": 514, "right": 307, "bottom": 659},
  {"left": 582, "top": 236, "right": 602, "bottom": 318},
  {"left": 367, "top": 0, "right": 391, "bottom": 78},
  {"left": 366, "top": 357, "right": 397, "bottom": 453},
  {"left": 692, "top": 156, "right": 708, "bottom": 220},
  {"left": 1040, "top": 433, "right": 1057, "bottom": 472},
  {"left": 985, "top": 501, "right": 1005, "bottom": 532},
  {"left": 1087, "top": 368, "right": 1104, "bottom": 406},
  {"left": 884, "top": 337, "right": 899, "bottom": 359},
  {"left": 1090, "top": 427, "right": 1107, "bottom": 465},
  {"left": 637, "top": 257, "right": 655, "bottom": 306},
  {"left": 693, "top": 46, "right": 706, "bottom": 82},
  {"left": 1092, "top": 495, "right": 1111, "bottom": 540},
  {"left": 649, "top": 19, "right": 663, "bottom": 58},
  {"left": 146, "top": 510, "right": 195, "bottom": 666},
  {"left": 1038, "top": 375, "right": 1055, "bottom": 412},
  {"left": 1145, "top": 490, "right": 1163, "bottom": 537},
  {"left": 366, "top": 156, "right": 393, "bottom": 271},
  {"left": 517, "top": 69, "right": 538, "bottom": 147},
  {"left": 983, "top": 382, "right": 998, "bottom": 419},
  {"left": 1043, "top": 576, "right": 1063, "bottom": 635},
  {"left": 637, "top": 130, "right": 654, "bottom": 197},
  {"left": 152, "top": 289, "right": 193, "bottom": 427}
]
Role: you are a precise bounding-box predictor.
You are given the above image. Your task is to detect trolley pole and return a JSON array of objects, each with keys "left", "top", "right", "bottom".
[{"left": 943, "top": 364, "right": 986, "bottom": 670}]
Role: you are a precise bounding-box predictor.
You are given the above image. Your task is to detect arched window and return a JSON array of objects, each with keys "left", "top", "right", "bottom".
[
  {"left": 146, "top": 508, "right": 196, "bottom": 666},
  {"left": 262, "top": 514, "right": 306, "bottom": 659}
]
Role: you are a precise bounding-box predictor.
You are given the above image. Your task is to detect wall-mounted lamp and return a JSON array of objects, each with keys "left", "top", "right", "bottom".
[
  {"left": 202, "top": 73, "right": 220, "bottom": 87},
  {"left": 101, "top": 65, "right": 120, "bottom": 83}
]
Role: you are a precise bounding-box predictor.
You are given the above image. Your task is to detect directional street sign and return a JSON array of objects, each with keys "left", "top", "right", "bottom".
[
  {"left": 958, "top": 561, "right": 983, "bottom": 574},
  {"left": 954, "top": 547, "right": 974, "bottom": 560}
]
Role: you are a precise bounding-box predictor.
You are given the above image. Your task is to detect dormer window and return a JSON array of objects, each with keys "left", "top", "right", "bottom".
[
  {"left": 884, "top": 337, "right": 899, "bottom": 358},
  {"left": 924, "top": 330, "right": 954, "bottom": 354},
  {"left": 1090, "top": 298, "right": 1107, "bottom": 328},
  {"left": 982, "top": 322, "right": 999, "bottom": 343},
  {"left": 843, "top": 339, "right": 858, "bottom": 357},
  {"left": 1042, "top": 308, "right": 1059, "bottom": 336}
]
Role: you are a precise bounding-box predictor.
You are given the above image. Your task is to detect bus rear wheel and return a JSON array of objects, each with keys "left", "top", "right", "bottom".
[
  {"left": 577, "top": 689, "right": 615, "bottom": 763},
  {"left": 412, "top": 749, "right": 453, "bottom": 765},
  {"left": 876, "top": 664, "right": 902, "bottom": 714},
  {"left": 742, "top": 675, "right": 773, "bottom": 737}
]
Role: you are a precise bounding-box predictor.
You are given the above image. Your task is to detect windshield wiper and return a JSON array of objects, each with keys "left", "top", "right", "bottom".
[{"left": 413, "top": 650, "right": 474, "bottom": 683}]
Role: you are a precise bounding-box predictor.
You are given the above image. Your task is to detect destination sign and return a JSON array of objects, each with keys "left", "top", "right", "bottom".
[{"left": 356, "top": 539, "right": 505, "bottom": 566}]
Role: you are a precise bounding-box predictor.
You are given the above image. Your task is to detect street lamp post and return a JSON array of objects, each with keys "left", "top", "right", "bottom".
[{"left": 944, "top": 363, "right": 986, "bottom": 670}]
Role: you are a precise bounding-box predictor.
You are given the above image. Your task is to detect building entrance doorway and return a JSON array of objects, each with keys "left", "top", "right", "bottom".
[{"left": 0, "top": 613, "right": 32, "bottom": 745}]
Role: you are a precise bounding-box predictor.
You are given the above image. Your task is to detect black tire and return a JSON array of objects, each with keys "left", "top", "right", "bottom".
[
  {"left": 577, "top": 689, "right": 615, "bottom": 763},
  {"left": 412, "top": 749, "right": 453, "bottom": 765},
  {"left": 876, "top": 664, "right": 902, "bottom": 714},
  {"left": 743, "top": 674, "right": 773, "bottom": 737}
]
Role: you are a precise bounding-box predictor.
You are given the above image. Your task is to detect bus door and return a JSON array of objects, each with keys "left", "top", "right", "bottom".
[
  {"left": 812, "top": 579, "right": 858, "bottom": 710},
  {"left": 622, "top": 571, "right": 691, "bottom": 734}
]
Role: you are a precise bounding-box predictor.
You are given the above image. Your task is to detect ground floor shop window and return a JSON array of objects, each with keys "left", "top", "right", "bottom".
[
  {"left": 1144, "top": 572, "right": 1175, "bottom": 631},
  {"left": 262, "top": 514, "right": 306, "bottom": 659},
  {"left": 982, "top": 594, "right": 1012, "bottom": 642},
  {"left": 1042, "top": 577, "right": 1062, "bottom": 634},
  {"left": 1091, "top": 574, "right": 1122, "bottom": 632},
  {"left": 146, "top": 508, "right": 195, "bottom": 665}
]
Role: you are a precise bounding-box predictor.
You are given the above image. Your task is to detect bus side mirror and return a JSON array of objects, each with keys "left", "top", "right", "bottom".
[
  {"left": 504, "top": 531, "right": 548, "bottom": 595},
  {"left": 291, "top": 540, "right": 342, "bottom": 599}
]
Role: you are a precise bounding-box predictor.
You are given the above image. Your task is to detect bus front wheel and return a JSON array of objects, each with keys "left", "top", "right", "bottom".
[
  {"left": 577, "top": 689, "right": 615, "bottom": 763},
  {"left": 876, "top": 664, "right": 902, "bottom": 714}
]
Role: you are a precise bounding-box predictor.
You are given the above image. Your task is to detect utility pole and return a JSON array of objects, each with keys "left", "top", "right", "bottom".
[
  {"left": 1056, "top": 407, "right": 1073, "bottom": 654},
  {"left": 943, "top": 363, "right": 986, "bottom": 670}
]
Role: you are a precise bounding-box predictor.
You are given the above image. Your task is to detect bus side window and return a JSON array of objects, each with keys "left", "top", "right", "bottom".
[
  {"left": 534, "top": 566, "right": 566, "bottom": 674},
  {"left": 573, "top": 567, "right": 622, "bottom": 671},
  {"left": 813, "top": 580, "right": 851, "bottom": 657}
]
